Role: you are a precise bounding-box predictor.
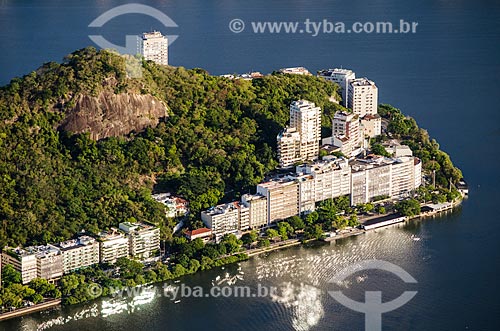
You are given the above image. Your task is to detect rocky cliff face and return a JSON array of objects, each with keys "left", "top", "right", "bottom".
[{"left": 60, "top": 92, "right": 168, "bottom": 140}]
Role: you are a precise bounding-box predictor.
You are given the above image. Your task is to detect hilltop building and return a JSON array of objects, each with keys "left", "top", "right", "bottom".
[
  {"left": 140, "top": 31, "right": 169, "bottom": 65},
  {"left": 348, "top": 78, "right": 378, "bottom": 117},
  {"left": 317, "top": 68, "right": 356, "bottom": 106}
]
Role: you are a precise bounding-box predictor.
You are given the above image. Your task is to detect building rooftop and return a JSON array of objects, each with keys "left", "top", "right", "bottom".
[
  {"left": 119, "top": 221, "right": 157, "bottom": 234},
  {"left": 5, "top": 245, "right": 60, "bottom": 258},
  {"left": 350, "top": 155, "right": 413, "bottom": 172},
  {"left": 142, "top": 30, "right": 166, "bottom": 40},
  {"left": 56, "top": 236, "right": 97, "bottom": 251},
  {"left": 257, "top": 176, "right": 298, "bottom": 190},
  {"left": 291, "top": 99, "right": 317, "bottom": 109},
  {"left": 361, "top": 114, "right": 381, "bottom": 120},
  {"left": 185, "top": 228, "right": 212, "bottom": 238},
  {"left": 350, "top": 78, "right": 376, "bottom": 87},
  {"left": 241, "top": 193, "right": 267, "bottom": 202},
  {"left": 317, "top": 68, "right": 355, "bottom": 77},
  {"left": 202, "top": 201, "right": 240, "bottom": 216},
  {"left": 279, "top": 67, "right": 311, "bottom": 75}
]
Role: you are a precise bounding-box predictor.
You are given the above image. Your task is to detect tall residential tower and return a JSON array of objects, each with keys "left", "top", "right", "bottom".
[{"left": 140, "top": 31, "right": 169, "bottom": 66}]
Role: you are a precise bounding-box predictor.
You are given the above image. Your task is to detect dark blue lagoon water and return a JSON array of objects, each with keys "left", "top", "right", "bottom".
[{"left": 1, "top": 0, "right": 500, "bottom": 330}]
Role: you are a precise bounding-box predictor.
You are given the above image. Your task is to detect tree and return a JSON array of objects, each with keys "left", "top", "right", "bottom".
[
  {"left": 257, "top": 238, "right": 270, "bottom": 248},
  {"left": 395, "top": 199, "right": 421, "bottom": 217},
  {"left": 277, "top": 222, "right": 294, "bottom": 240},
  {"left": 288, "top": 216, "right": 305, "bottom": 231},
  {"left": 376, "top": 205, "right": 386, "bottom": 214},
  {"left": 305, "top": 224, "right": 324, "bottom": 240},
  {"left": 1, "top": 264, "right": 22, "bottom": 287},
  {"left": 265, "top": 229, "right": 280, "bottom": 241},
  {"left": 241, "top": 231, "right": 258, "bottom": 246},
  {"left": 371, "top": 143, "right": 391, "bottom": 157}
]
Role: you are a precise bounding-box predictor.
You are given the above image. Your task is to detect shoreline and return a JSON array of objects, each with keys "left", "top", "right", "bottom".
[{"left": 0, "top": 199, "right": 462, "bottom": 322}]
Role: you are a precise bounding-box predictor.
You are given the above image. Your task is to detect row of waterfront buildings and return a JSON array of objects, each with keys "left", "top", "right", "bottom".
[
  {"left": 1, "top": 222, "right": 160, "bottom": 284},
  {"left": 202, "top": 154, "right": 421, "bottom": 242}
]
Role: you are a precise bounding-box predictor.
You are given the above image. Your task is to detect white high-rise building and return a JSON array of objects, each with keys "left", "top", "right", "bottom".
[
  {"left": 2, "top": 245, "right": 63, "bottom": 284},
  {"left": 201, "top": 202, "right": 241, "bottom": 242},
  {"left": 348, "top": 78, "right": 378, "bottom": 117},
  {"left": 296, "top": 157, "right": 352, "bottom": 203},
  {"left": 289, "top": 100, "right": 322, "bottom": 162},
  {"left": 140, "top": 31, "right": 169, "bottom": 66},
  {"left": 317, "top": 68, "right": 356, "bottom": 106}
]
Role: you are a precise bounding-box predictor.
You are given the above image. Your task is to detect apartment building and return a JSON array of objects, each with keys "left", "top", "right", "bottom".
[
  {"left": 119, "top": 222, "right": 160, "bottom": 260},
  {"left": 140, "top": 31, "right": 169, "bottom": 65},
  {"left": 36, "top": 246, "right": 64, "bottom": 282},
  {"left": 277, "top": 127, "right": 301, "bottom": 168},
  {"left": 348, "top": 78, "right": 378, "bottom": 117},
  {"left": 350, "top": 156, "right": 422, "bottom": 205},
  {"left": 257, "top": 177, "right": 299, "bottom": 224},
  {"left": 98, "top": 230, "right": 129, "bottom": 264},
  {"left": 289, "top": 100, "right": 322, "bottom": 162},
  {"left": 2, "top": 245, "right": 62, "bottom": 284},
  {"left": 317, "top": 68, "right": 356, "bottom": 106},
  {"left": 241, "top": 194, "right": 268, "bottom": 229},
  {"left": 297, "top": 157, "right": 352, "bottom": 203},
  {"left": 360, "top": 114, "right": 382, "bottom": 138},
  {"left": 279, "top": 67, "right": 312, "bottom": 75},
  {"left": 201, "top": 202, "right": 241, "bottom": 242},
  {"left": 152, "top": 193, "right": 189, "bottom": 218},
  {"left": 56, "top": 236, "right": 100, "bottom": 274}
]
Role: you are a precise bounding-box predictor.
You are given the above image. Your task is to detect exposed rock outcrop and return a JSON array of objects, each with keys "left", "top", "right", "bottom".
[{"left": 60, "top": 92, "right": 168, "bottom": 140}]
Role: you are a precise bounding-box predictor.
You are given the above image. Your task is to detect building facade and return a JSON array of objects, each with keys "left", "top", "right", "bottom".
[
  {"left": 360, "top": 114, "right": 382, "bottom": 138},
  {"left": 317, "top": 68, "right": 356, "bottom": 106},
  {"left": 140, "top": 31, "right": 169, "bottom": 65},
  {"left": 2, "top": 246, "right": 63, "bottom": 284},
  {"left": 98, "top": 230, "right": 129, "bottom": 264},
  {"left": 56, "top": 236, "right": 99, "bottom": 274},
  {"left": 289, "top": 100, "right": 322, "bottom": 162},
  {"left": 241, "top": 194, "right": 268, "bottom": 229},
  {"left": 350, "top": 156, "right": 422, "bottom": 205},
  {"left": 119, "top": 222, "right": 160, "bottom": 260},
  {"left": 297, "top": 157, "right": 352, "bottom": 203},
  {"left": 348, "top": 78, "right": 378, "bottom": 117},
  {"left": 201, "top": 202, "right": 241, "bottom": 242},
  {"left": 257, "top": 177, "right": 299, "bottom": 224},
  {"left": 277, "top": 127, "right": 301, "bottom": 168}
]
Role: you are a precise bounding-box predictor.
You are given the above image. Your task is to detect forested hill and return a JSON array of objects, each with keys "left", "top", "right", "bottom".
[{"left": 0, "top": 47, "right": 342, "bottom": 247}]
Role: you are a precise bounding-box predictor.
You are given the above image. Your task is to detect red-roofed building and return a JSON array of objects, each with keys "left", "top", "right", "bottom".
[{"left": 184, "top": 228, "right": 213, "bottom": 242}]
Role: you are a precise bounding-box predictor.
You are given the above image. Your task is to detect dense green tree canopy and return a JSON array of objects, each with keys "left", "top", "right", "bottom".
[{"left": 0, "top": 48, "right": 340, "bottom": 247}]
